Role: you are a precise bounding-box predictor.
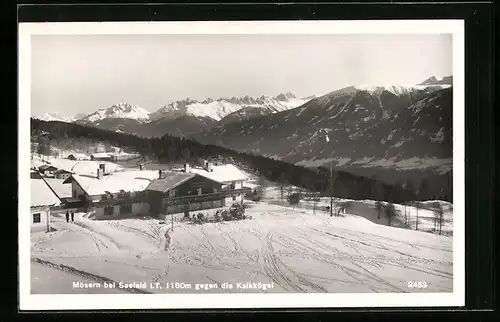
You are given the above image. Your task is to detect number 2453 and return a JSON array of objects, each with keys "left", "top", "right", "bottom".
[{"left": 407, "top": 281, "right": 427, "bottom": 288}]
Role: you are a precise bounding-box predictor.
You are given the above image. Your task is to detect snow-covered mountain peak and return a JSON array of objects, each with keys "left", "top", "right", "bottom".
[
  {"left": 150, "top": 93, "right": 313, "bottom": 122},
  {"left": 319, "top": 84, "right": 450, "bottom": 103},
  {"left": 274, "top": 92, "right": 296, "bottom": 101},
  {"left": 33, "top": 113, "right": 75, "bottom": 123},
  {"left": 82, "top": 102, "right": 150, "bottom": 123},
  {"left": 418, "top": 75, "right": 453, "bottom": 85}
]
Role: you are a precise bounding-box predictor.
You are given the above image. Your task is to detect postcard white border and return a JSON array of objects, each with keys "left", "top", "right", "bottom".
[{"left": 19, "top": 20, "right": 465, "bottom": 310}]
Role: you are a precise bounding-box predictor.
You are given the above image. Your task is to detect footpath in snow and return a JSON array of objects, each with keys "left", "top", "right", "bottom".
[{"left": 30, "top": 198, "right": 453, "bottom": 294}]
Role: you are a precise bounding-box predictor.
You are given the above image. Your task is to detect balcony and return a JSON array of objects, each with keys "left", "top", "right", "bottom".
[{"left": 163, "top": 187, "right": 251, "bottom": 206}]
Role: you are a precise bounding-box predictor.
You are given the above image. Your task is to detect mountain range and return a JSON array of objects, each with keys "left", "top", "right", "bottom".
[
  {"left": 191, "top": 78, "right": 453, "bottom": 195},
  {"left": 32, "top": 75, "right": 453, "bottom": 195},
  {"left": 34, "top": 93, "right": 313, "bottom": 137}
]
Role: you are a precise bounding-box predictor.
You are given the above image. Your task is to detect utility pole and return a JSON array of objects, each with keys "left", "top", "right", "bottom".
[
  {"left": 330, "top": 162, "right": 334, "bottom": 217},
  {"left": 46, "top": 208, "right": 51, "bottom": 233}
]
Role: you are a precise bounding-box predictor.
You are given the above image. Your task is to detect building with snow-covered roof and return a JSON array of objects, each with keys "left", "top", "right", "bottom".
[
  {"left": 60, "top": 163, "right": 252, "bottom": 219},
  {"left": 188, "top": 162, "right": 248, "bottom": 202},
  {"left": 90, "top": 153, "right": 114, "bottom": 161},
  {"left": 146, "top": 171, "right": 226, "bottom": 215},
  {"left": 38, "top": 165, "right": 58, "bottom": 176},
  {"left": 63, "top": 169, "right": 159, "bottom": 219},
  {"left": 67, "top": 153, "right": 89, "bottom": 161},
  {"left": 54, "top": 169, "right": 72, "bottom": 180},
  {"left": 111, "top": 152, "right": 142, "bottom": 162},
  {"left": 30, "top": 179, "right": 61, "bottom": 233}
]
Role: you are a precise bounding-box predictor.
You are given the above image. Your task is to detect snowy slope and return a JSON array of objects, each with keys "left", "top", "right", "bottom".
[{"left": 31, "top": 199, "right": 453, "bottom": 295}]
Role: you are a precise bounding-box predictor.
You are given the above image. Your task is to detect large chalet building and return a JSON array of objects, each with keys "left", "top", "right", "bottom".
[{"left": 62, "top": 161, "right": 250, "bottom": 220}]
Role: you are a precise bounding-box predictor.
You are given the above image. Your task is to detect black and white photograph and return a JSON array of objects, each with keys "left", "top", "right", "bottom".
[{"left": 19, "top": 20, "right": 465, "bottom": 310}]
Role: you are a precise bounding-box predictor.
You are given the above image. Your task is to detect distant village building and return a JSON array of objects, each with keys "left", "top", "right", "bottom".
[
  {"left": 30, "top": 178, "right": 61, "bottom": 233},
  {"left": 67, "top": 153, "right": 89, "bottom": 161},
  {"left": 30, "top": 170, "right": 42, "bottom": 179},
  {"left": 54, "top": 169, "right": 73, "bottom": 180},
  {"left": 38, "top": 165, "right": 58, "bottom": 177},
  {"left": 90, "top": 153, "right": 114, "bottom": 162},
  {"left": 111, "top": 152, "right": 142, "bottom": 162}
]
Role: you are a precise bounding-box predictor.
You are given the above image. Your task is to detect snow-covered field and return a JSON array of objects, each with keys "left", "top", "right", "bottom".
[
  {"left": 261, "top": 185, "right": 453, "bottom": 236},
  {"left": 31, "top": 197, "right": 453, "bottom": 294}
]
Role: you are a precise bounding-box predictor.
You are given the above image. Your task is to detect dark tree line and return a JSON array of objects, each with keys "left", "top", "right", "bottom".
[{"left": 31, "top": 119, "right": 436, "bottom": 203}]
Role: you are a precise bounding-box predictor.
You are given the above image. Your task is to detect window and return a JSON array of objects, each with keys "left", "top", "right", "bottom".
[
  {"left": 119, "top": 204, "right": 132, "bottom": 215},
  {"left": 168, "top": 190, "right": 176, "bottom": 197},
  {"left": 213, "top": 188, "right": 218, "bottom": 193},
  {"left": 104, "top": 206, "right": 114, "bottom": 215},
  {"left": 197, "top": 188, "right": 202, "bottom": 196},
  {"left": 119, "top": 191, "right": 130, "bottom": 199},
  {"left": 33, "top": 213, "right": 41, "bottom": 223},
  {"left": 73, "top": 190, "right": 76, "bottom": 198}
]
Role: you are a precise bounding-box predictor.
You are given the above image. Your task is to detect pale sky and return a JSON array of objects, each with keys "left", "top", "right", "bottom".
[{"left": 31, "top": 34, "right": 452, "bottom": 117}]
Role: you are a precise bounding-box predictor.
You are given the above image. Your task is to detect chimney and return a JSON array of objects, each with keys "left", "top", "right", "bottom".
[
  {"left": 206, "top": 161, "right": 213, "bottom": 172},
  {"left": 158, "top": 169, "right": 162, "bottom": 179},
  {"left": 97, "top": 168, "right": 103, "bottom": 180},
  {"left": 184, "top": 163, "right": 190, "bottom": 173},
  {"left": 139, "top": 164, "right": 143, "bottom": 171},
  {"left": 99, "top": 163, "right": 106, "bottom": 174}
]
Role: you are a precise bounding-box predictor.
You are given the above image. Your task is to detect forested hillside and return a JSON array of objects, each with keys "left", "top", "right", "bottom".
[{"left": 31, "top": 118, "right": 442, "bottom": 203}]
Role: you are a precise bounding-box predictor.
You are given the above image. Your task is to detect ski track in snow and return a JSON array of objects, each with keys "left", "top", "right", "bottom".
[{"left": 31, "top": 202, "right": 453, "bottom": 294}]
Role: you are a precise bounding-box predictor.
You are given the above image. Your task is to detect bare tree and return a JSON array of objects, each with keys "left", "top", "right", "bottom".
[
  {"left": 279, "top": 183, "right": 285, "bottom": 205},
  {"left": 434, "top": 202, "right": 445, "bottom": 235},
  {"left": 404, "top": 201, "right": 409, "bottom": 227},
  {"left": 375, "top": 200, "right": 383, "bottom": 220},
  {"left": 415, "top": 201, "right": 420, "bottom": 231},
  {"left": 384, "top": 203, "right": 396, "bottom": 226}
]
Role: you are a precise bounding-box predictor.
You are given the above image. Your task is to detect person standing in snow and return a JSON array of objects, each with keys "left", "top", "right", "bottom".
[
  {"left": 71, "top": 212, "right": 74, "bottom": 222},
  {"left": 65, "top": 210, "right": 69, "bottom": 223}
]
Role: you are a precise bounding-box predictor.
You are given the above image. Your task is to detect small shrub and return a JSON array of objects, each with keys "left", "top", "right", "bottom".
[
  {"left": 287, "top": 193, "right": 301, "bottom": 206},
  {"left": 214, "top": 211, "right": 222, "bottom": 222},
  {"left": 192, "top": 212, "right": 205, "bottom": 224},
  {"left": 229, "top": 203, "right": 246, "bottom": 220},
  {"left": 221, "top": 209, "right": 232, "bottom": 221}
]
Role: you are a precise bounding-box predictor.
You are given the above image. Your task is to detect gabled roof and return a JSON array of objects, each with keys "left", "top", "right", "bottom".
[
  {"left": 63, "top": 170, "right": 159, "bottom": 196},
  {"left": 189, "top": 164, "right": 248, "bottom": 184},
  {"left": 39, "top": 165, "right": 58, "bottom": 171},
  {"left": 31, "top": 179, "right": 61, "bottom": 207},
  {"left": 146, "top": 172, "right": 196, "bottom": 193}
]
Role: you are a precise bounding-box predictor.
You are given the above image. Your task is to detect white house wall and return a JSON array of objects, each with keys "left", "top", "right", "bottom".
[
  {"left": 132, "top": 202, "right": 150, "bottom": 214},
  {"left": 30, "top": 207, "right": 48, "bottom": 233},
  {"left": 92, "top": 202, "right": 150, "bottom": 220}
]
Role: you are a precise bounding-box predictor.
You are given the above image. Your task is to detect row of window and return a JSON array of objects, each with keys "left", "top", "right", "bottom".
[{"left": 103, "top": 203, "right": 133, "bottom": 216}]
